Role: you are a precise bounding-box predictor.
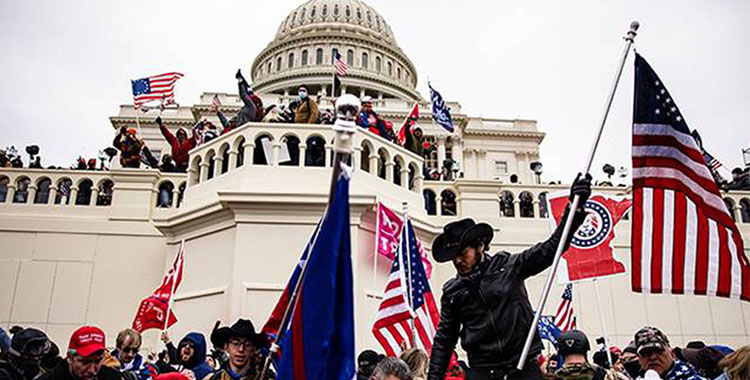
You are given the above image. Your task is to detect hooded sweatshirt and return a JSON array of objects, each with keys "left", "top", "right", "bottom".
[
  {"left": 177, "top": 333, "right": 213, "bottom": 380},
  {"left": 158, "top": 123, "right": 196, "bottom": 169}
]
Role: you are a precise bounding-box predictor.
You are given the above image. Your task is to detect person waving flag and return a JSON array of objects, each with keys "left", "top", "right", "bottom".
[{"left": 131, "top": 72, "right": 184, "bottom": 108}]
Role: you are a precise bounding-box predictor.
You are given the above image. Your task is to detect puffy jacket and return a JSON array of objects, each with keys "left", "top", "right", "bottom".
[
  {"left": 294, "top": 98, "right": 319, "bottom": 124},
  {"left": 427, "top": 208, "right": 586, "bottom": 380},
  {"left": 158, "top": 123, "right": 195, "bottom": 169}
]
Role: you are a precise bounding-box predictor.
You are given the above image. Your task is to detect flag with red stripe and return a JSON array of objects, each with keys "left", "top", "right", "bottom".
[
  {"left": 553, "top": 284, "right": 577, "bottom": 332},
  {"left": 132, "top": 242, "right": 184, "bottom": 332},
  {"left": 372, "top": 219, "right": 439, "bottom": 357},
  {"left": 131, "top": 72, "right": 184, "bottom": 108},
  {"left": 631, "top": 53, "right": 750, "bottom": 301}
]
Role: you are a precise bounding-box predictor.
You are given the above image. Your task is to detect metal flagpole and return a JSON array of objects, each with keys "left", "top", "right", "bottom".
[
  {"left": 517, "top": 21, "right": 639, "bottom": 370},
  {"left": 259, "top": 95, "right": 361, "bottom": 380},
  {"left": 402, "top": 201, "right": 417, "bottom": 348},
  {"left": 163, "top": 240, "right": 184, "bottom": 333},
  {"left": 373, "top": 201, "right": 380, "bottom": 289},
  {"left": 592, "top": 279, "right": 614, "bottom": 368}
]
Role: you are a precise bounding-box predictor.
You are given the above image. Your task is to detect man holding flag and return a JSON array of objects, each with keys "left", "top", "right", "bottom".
[{"left": 427, "top": 176, "right": 591, "bottom": 380}]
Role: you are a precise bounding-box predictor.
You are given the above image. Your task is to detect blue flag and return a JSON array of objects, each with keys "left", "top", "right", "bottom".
[
  {"left": 429, "top": 83, "right": 454, "bottom": 132},
  {"left": 538, "top": 315, "right": 562, "bottom": 343},
  {"left": 276, "top": 170, "right": 355, "bottom": 380}
]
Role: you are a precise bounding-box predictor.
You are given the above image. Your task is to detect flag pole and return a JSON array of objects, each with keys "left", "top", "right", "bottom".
[
  {"left": 592, "top": 279, "right": 614, "bottom": 368},
  {"left": 373, "top": 201, "right": 380, "bottom": 289},
  {"left": 259, "top": 95, "right": 360, "bottom": 380},
  {"left": 163, "top": 240, "right": 184, "bottom": 333},
  {"left": 402, "top": 201, "right": 417, "bottom": 348},
  {"left": 516, "top": 21, "right": 639, "bottom": 370}
]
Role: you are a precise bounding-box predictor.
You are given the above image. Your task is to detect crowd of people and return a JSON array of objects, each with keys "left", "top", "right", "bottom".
[{"left": 0, "top": 321, "right": 747, "bottom": 380}]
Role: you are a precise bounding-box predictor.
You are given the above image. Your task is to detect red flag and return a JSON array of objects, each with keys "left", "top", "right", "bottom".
[
  {"left": 548, "top": 193, "right": 631, "bottom": 282},
  {"left": 376, "top": 202, "right": 432, "bottom": 278},
  {"left": 398, "top": 103, "right": 419, "bottom": 145},
  {"left": 132, "top": 243, "right": 185, "bottom": 332}
]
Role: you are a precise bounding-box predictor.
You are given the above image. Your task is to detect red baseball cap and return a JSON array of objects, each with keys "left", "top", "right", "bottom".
[{"left": 68, "top": 326, "right": 106, "bottom": 358}]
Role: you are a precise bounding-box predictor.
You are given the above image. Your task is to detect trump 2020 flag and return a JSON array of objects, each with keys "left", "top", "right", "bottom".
[
  {"left": 132, "top": 242, "right": 184, "bottom": 332},
  {"left": 274, "top": 169, "right": 355, "bottom": 380},
  {"left": 537, "top": 315, "right": 562, "bottom": 343},
  {"left": 548, "top": 193, "right": 632, "bottom": 283},
  {"left": 428, "top": 83, "right": 454, "bottom": 132}
]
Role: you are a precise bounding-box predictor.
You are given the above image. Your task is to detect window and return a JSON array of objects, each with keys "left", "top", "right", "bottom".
[
  {"left": 288, "top": 52, "right": 294, "bottom": 68},
  {"left": 322, "top": 5, "right": 327, "bottom": 16},
  {"left": 494, "top": 161, "right": 508, "bottom": 176},
  {"left": 316, "top": 48, "right": 323, "bottom": 64},
  {"left": 267, "top": 61, "right": 272, "bottom": 74},
  {"left": 361, "top": 52, "right": 368, "bottom": 69},
  {"left": 356, "top": 8, "right": 362, "bottom": 20},
  {"left": 397, "top": 67, "right": 401, "bottom": 79},
  {"left": 276, "top": 56, "right": 282, "bottom": 71},
  {"left": 301, "top": 8, "right": 306, "bottom": 19},
  {"left": 346, "top": 49, "right": 354, "bottom": 65},
  {"left": 387, "top": 62, "right": 392, "bottom": 76},
  {"left": 375, "top": 57, "right": 381, "bottom": 72},
  {"left": 334, "top": 4, "right": 339, "bottom": 16},
  {"left": 311, "top": 6, "right": 316, "bottom": 17},
  {"left": 345, "top": 6, "right": 350, "bottom": 17},
  {"left": 301, "top": 50, "right": 308, "bottom": 66}
]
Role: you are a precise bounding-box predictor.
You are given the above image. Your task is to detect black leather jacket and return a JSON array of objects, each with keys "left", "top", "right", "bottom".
[{"left": 427, "top": 208, "right": 586, "bottom": 380}]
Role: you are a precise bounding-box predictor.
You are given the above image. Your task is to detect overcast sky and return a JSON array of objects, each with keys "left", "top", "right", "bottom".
[{"left": 0, "top": 0, "right": 748, "bottom": 183}]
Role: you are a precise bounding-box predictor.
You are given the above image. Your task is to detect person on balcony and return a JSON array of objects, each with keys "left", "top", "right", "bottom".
[
  {"left": 294, "top": 85, "right": 318, "bottom": 124},
  {"left": 727, "top": 167, "right": 750, "bottom": 191},
  {"left": 113, "top": 127, "right": 144, "bottom": 169},
  {"left": 356, "top": 96, "right": 391, "bottom": 140},
  {"left": 427, "top": 175, "right": 592, "bottom": 380},
  {"left": 213, "top": 70, "right": 263, "bottom": 135},
  {"left": 156, "top": 116, "right": 195, "bottom": 173}
]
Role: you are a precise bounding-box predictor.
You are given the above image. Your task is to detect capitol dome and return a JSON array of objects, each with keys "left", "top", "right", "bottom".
[{"left": 250, "top": 0, "right": 420, "bottom": 101}]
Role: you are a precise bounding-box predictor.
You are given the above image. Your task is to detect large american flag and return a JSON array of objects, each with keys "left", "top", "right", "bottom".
[
  {"left": 131, "top": 72, "right": 184, "bottom": 108},
  {"left": 553, "top": 284, "right": 577, "bottom": 332},
  {"left": 372, "top": 219, "right": 439, "bottom": 357},
  {"left": 631, "top": 54, "right": 750, "bottom": 301},
  {"left": 333, "top": 51, "right": 348, "bottom": 76}
]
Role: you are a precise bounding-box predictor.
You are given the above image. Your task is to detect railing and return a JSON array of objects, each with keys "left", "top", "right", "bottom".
[{"left": 186, "top": 121, "right": 425, "bottom": 193}]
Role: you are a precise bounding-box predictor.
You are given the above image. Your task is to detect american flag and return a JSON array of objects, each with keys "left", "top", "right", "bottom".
[
  {"left": 373, "top": 219, "right": 439, "bottom": 357},
  {"left": 702, "top": 151, "right": 723, "bottom": 172},
  {"left": 131, "top": 72, "right": 184, "bottom": 108},
  {"left": 553, "top": 284, "right": 577, "bottom": 332},
  {"left": 333, "top": 51, "right": 348, "bottom": 76},
  {"left": 631, "top": 54, "right": 750, "bottom": 301},
  {"left": 211, "top": 94, "right": 222, "bottom": 110}
]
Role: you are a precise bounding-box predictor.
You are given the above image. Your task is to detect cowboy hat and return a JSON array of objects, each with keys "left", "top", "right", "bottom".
[
  {"left": 431, "top": 218, "right": 493, "bottom": 263},
  {"left": 211, "top": 319, "right": 267, "bottom": 348}
]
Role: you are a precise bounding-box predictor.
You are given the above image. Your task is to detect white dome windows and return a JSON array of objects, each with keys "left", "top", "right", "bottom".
[
  {"left": 301, "top": 50, "right": 309, "bottom": 66},
  {"left": 375, "top": 56, "right": 381, "bottom": 73},
  {"left": 346, "top": 49, "right": 354, "bottom": 65},
  {"left": 345, "top": 5, "right": 351, "bottom": 18},
  {"left": 316, "top": 48, "right": 323, "bottom": 65},
  {"left": 361, "top": 52, "right": 368, "bottom": 69},
  {"left": 276, "top": 56, "right": 282, "bottom": 72}
]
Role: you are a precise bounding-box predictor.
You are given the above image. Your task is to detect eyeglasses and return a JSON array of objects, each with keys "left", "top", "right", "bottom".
[{"left": 227, "top": 340, "right": 254, "bottom": 350}]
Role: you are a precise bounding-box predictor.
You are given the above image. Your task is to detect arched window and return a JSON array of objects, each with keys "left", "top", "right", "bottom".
[
  {"left": 55, "top": 178, "right": 72, "bottom": 205},
  {"left": 34, "top": 178, "right": 51, "bottom": 204},
  {"left": 441, "top": 190, "right": 457, "bottom": 216},
  {"left": 740, "top": 198, "right": 750, "bottom": 223},
  {"left": 539, "top": 192, "right": 549, "bottom": 218},
  {"left": 75, "top": 179, "right": 94, "bottom": 205},
  {"left": 13, "top": 177, "right": 30, "bottom": 204},
  {"left": 157, "top": 182, "right": 175, "bottom": 208},
  {"left": 301, "top": 50, "right": 308, "bottom": 66},
  {"left": 345, "top": 5, "right": 350, "bottom": 17},
  {"left": 356, "top": 8, "right": 362, "bottom": 20},
  {"left": 510, "top": 174, "right": 519, "bottom": 183},
  {"left": 387, "top": 62, "right": 393, "bottom": 76},
  {"left": 397, "top": 67, "right": 401, "bottom": 79},
  {"left": 0, "top": 176, "right": 8, "bottom": 203},
  {"left": 334, "top": 4, "right": 339, "bottom": 16},
  {"left": 267, "top": 61, "right": 272, "bottom": 75},
  {"left": 305, "top": 136, "right": 326, "bottom": 167},
  {"left": 377, "top": 148, "right": 388, "bottom": 179},
  {"left": 254, "top": 136, "right": 272, "bottom": 165},
  {"left": 221, "top": 147, "right": 230, "bottom": 174},
  {"left": 311, "top": 6, "right": 316, "bottom": 17},
  {"left": 97, "top": 180, "right": 114, "bottom": 206},
  {"left": 375, "top": 57, "right": 381, "bottom": 73},
  {"left": 519, "top": 191, "right": 534, "bottom": 218},
  {"left": 360, "top": 144, "right": 371, "bottom": 173},
  {"left": 176, "top": 183, "right": 186, "bottom": 208},
  {"left": 288, "top": 52, "right": 295, "bottom": 68},
  {"left": 316, "top": 48, "right": 323, "bottom": 64},
  {"left": 236, "top": 138, "right": 246, "bottom": 168},
  {"left": 408, "top": 163, "right": 418, "bottom": 191},
  {"left": 393, "top": 157, "right": 402, "bottom": 186},
  {"left": 206, "top": 153, "right": 216, "bottom": 180},
  {"left": 276, "top": 56, "right": 282, "bottom": 71},
  {"left": 347, "top": 49, "right": 354, "bottom": 65},
  {"left": 423, "top": 189, "right": 437, "bottom": 216},
  {"left": 191, "top": 157, "right": 202, "bottom": 185},
  {"left": 280, "top": 135, "right": 301, "bottom": 166},
  {"left": 322, "top": 4, "right": 328, "bottom": 16},
  {"left": 500, "top": 191, "right": 515, "bottom": 217},
  {"left": 724, "top": 198, "right": 736, "bottom": 221},
  {"left": 361, "top": 52, "right": 368, "bottom": 69}
]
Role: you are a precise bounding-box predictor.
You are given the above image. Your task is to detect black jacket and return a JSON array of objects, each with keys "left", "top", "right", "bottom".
[
  {"left": 38, "top": 360, "right": 123, "bottom": 380},
  {"left": 427, "top": 208, "right": 586, "bottom": 380}
]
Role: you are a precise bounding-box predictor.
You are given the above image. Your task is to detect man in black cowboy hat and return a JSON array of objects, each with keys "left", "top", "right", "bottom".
[
  {"left": 210, "top": 320, "right": 273, "bottom": 380},
  {"left": 427, "top": 175, "right": 592, "bottom": 380}
]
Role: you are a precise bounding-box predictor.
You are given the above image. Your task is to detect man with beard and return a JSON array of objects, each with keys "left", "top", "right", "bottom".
[
  {"left": 427, "top": 175, "right": 592, "bottom": 380},
  {"left": 39, "top": 326, "right": 123, "bottom": 380},
  {"left": 0, "top": 328, "right": 51, "bottom": 380},
  {"left": 209, "top": 319, "right": 273, "bottom": 380},
  {"left": 163, "top": 333, "right": 214, "bottom": 380},
  {"left": 633, "top": 327, "right": 704, "bottom": 380}
]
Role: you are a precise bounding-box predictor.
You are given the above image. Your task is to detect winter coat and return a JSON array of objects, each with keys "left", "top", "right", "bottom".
[
  {"left": 404, "top": 126, "right": 423, "bottom": 156},
  {"left": 727, "top": 173, "right": 750, "bottom": 191},
  {"left": 38, "top": 359, "right": 124, "bottom": 380},
  {"left": 110, "top": 351, "right": 153, "bottom": 380},
  {"left": 294, "top": 98, "right": 319, "bottom": 124},
  {"left": 635, "top": 361, "right": 705, "bottom": 380},
  {"left": 556, "top": 362, "right": 629, "bottom": 380},
  {"left": 208, "top": 350, "right": 274, "bottom": 380},
  {"left": 113, "top": 134, "right": 143, "bottom": 168},
  {"left": 159, "top": 123, "right": 196, "bottom": 169},
  {"left": 427, "top": 208, "right": 586, "bottom": 380},
  {"left": 176, "top": 333, "right": 213, "bottom": 380}
]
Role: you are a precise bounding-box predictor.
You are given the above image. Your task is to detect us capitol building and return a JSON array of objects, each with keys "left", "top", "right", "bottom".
[{"left": 1, "top": 0, "right": 749, "bottom": 353}]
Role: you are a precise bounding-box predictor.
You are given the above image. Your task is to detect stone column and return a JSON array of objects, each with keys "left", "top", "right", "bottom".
[
  {"left": 325, "top": 143, "right": 333, "bottom": 167},
  {"left": 28, "top": 185, "right": 37, "bottom": 204},
  {"left": 171, "top": 188, "right": 180, "bottom": 208},
  {"left": 199, "top": 162, "right": 210, "bottom": 182},
  {"left": 272, "top": 143, "right": 281, "bottom": 166},
  {"left": 436, "top": 195, "right": 443, "bottom": 216},
  {"left": 513, "top": 199, "right": 520, "bottom": 218},
  {"left": 453, "top": 137, "right": 464, "bottom": 177},
  {"left": 214, "top": 156, "right": 224, "bottom": 175},
  {"left": 69, "top": 187, "right": 79, "bottom": 207},
  {"left": 243, "top": 142, "right": 255, "bottom": 166},
  {"left": 90, "top": 188, "right": 99, "bottom": 206},
  {"left": 228, "top": 150, "right": 239, "bottom": 170},
  {"left": 47, "top": 187, "right": 57, "bottom": 205},
  {"left": 369, "top": 154, "right": 379, "bottom": 175},
  {"left": 299, "top": 145, "right": 307, "bottom": 166},
  {"left": 732, "top": 205, "right": 742, "bottom": 223},
  {"left": 5, "top": 185, "right": 15, "bottom": 204},
  {"left": 385, "top": 162, "right": 394, "bottom": 182},
  {"left": 400, "top": 168, "right": 409, "bottom": 188},
  {"left": 415, "top": 173, "right": 424, "bottom": 193},
  {"left": 352, "top": 147, "right": 361, "bottom": 170},
  {"left": 533, "top": 200, "right": 540, "bottom": 218},
  {"left": 187, "top": 167, "right": 198, "bottom": 187},
  {"left": 437, "top": 136, "right": 447, "bottom": 179}
]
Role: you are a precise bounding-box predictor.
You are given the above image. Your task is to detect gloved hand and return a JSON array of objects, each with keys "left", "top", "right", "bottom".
[
  {"left": 155, "top": 116, "right": 162, "bottom": 126},
  {"left": 569, "top": 173, "right": 592, "bottom": 210},
  {"left": 120, "top": 126, "right": 127, "bottom": 135}
]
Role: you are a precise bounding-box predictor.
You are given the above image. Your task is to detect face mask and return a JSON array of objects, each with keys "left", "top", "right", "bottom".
[
  {"left": 623, "top": 360, "right": 642, "bottom": 379},
  {"left": 299, "top": 91, "right": 307, "bottom": 99}
]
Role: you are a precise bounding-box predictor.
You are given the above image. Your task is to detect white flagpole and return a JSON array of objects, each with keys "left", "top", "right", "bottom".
[
  {"left": 517, "top": 21, "right": 639, "bottom": 370},
  {"left": 402, "top": 201, "right": 417, "bottom": 348},
  {"left": 163, "top": 240, "right": 184, "bottom": 333},
  {"left": 592, "top": 279, "right": 614, "bottom": 368}
]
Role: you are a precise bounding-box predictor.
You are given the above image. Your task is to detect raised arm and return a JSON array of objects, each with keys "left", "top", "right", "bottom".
[{"left": 156, "top": 116, "right": 176, "bottom": 146}]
